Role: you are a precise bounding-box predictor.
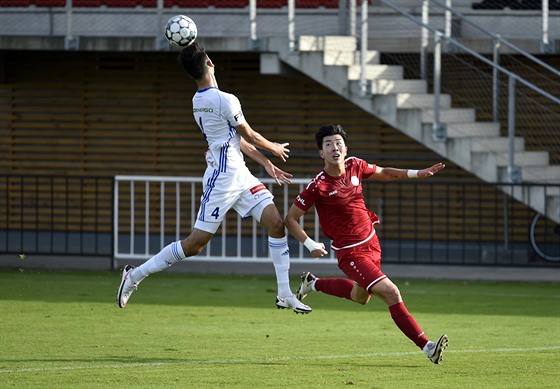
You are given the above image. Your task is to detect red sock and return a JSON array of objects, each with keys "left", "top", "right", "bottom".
[
  {"left": 315, "top": 278, "right": 354, "bottom": 301},
  {"left": 389, "top": 302, "right": 429, "bottom": 349}
]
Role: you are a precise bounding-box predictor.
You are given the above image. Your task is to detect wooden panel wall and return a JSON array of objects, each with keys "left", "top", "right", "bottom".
[{"left": 0, "top": 50, "right": 532, "bottom": 242}]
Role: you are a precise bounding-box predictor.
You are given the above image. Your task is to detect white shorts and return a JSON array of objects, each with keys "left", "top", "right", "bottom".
[{"left": 194, "top": 167, "right": 274, "bottom": 234}]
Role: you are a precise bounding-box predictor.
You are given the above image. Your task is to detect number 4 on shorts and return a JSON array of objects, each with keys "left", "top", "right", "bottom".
[{"left": 211, "top": 207, "right": 220, "bottom": 219}]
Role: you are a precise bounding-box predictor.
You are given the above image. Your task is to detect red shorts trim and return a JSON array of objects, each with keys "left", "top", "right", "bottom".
[{"left": 336, "top": 233, "right": 386, "bottom": 293}]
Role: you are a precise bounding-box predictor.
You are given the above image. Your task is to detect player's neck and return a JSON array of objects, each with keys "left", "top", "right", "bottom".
[
  {"left": 197, "top": 75, "right": 218, "bottom": 90},
  {"left": 324, "top": 162, "right": 345, "bottom": 177}
]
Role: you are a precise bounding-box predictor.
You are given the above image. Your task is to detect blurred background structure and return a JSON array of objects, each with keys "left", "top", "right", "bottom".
[{"left": 1, "top": 0, "right": 559, "bottom": 271}]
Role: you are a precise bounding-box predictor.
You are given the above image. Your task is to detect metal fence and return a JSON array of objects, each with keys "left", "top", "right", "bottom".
[{"left": 3, "top": 174, "right": 558, "bottom": 266}]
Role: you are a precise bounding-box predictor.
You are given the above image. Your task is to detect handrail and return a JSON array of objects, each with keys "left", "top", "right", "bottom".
[
  {"left": 378, "top": 0, "right": 560, "bottom": 105},
  {"left": 429, "top": 0, "right": 560, "bottom": 79}
]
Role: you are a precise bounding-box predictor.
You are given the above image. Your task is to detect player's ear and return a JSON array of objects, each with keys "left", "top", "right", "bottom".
[{"left": 319, "top": 149, "right": 324, "bottom": 159}]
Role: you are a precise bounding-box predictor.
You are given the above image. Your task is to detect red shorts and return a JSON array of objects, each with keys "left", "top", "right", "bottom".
[{"left": 335, "top": 233, "right": 386, "bottom": 293}]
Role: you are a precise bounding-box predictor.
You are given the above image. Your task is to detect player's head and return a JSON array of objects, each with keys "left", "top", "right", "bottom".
[
  {"left": 315, "top": 124, "right": 348, "bottom": 149},
  {"left": 178, "top": 42, "right": 212, "bottom": 81}
]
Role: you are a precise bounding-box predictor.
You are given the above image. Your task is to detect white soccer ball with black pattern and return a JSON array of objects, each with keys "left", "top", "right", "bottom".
[{"left": 165, "top": 15, "right": 197, "bottom": 47}]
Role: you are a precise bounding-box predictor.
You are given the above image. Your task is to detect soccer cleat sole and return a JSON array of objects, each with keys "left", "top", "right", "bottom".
[
  {"left": 296, "top": 271, "right": 313, "bottom": 301},
  {"left": 117, "top": 265, "right": 135, "bottom": 308},
  {"left": 430, "top": 334, "right": 449, "bottom": 364},
  {"left": 275, "top": 297, "right": 312, "bottom": 315}
]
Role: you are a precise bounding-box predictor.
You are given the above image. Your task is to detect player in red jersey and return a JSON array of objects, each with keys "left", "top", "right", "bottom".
[{"left": 284, "top": 124, "right": 449, "bottom": 364}]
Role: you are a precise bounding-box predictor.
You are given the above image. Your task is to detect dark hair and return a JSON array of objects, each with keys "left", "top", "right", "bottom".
[
  {"left": 177, "top": 42, "right": 208, "bottom": 81},
  {"left": 315, "top": 124, "right": 348, "bottom": 149}
]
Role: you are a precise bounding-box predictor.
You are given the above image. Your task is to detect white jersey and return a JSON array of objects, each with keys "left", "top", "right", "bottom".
[
  {"left": 192, "top": 86, "right": 247, "bottom": 174},
  {"left": 191, "top": 86, "right": 274, "bottom": 233}
]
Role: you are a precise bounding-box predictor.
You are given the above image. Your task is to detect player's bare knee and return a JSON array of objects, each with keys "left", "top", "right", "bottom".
[
  {"left": 262, "top": 215, "right": 285, "bottom": 238},
  {"left": 385, "top": 286, "right": 402, "bottom": 304},
  {"left": 351, "top": 286, "right": 371, "bottom": 305},
  {"left": 180, "top": 239, "right": 205, "bottom": 257},
  {"left": 353, "top": 295, "right": 370, "bottom": 305}
]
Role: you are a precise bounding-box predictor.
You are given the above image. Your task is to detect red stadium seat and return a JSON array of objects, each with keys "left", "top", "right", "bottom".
[
  {"left": 257, "top": 0, "right": 287, "bottom": 7},
  {"left": 296, "top": 0, "right": 339, "bottom": 8},
  {"left": 0, "top": 0, "right": 32, "bottom": 6},
  {"left": 164, "top": 0, "right": 210, "bottom": 6},
  {"left": 73, "top": 0, "right": 102, "bottom": 6},
  {"left": 35, "top": 0, "right": 66, "bottom": 5},
  {"left": 104, "top": 0, "right": 156, "bottom": 6},
  {"left": 212, "top": 0, "right": 248, "bottom": 7}
]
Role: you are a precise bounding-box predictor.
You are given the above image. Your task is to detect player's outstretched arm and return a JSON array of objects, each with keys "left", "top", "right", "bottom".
[
  {"left": 236, "top": 123, "right": 290, "bottom": 162},
  {"left": 240, "top": 138, "right": 292, "bottom": 185},
  {"left": 285, "top": 205, "right": 327, "bottom": 258},
  {"left": 371, "top": 162, "right": 445, "bottom": 181}
]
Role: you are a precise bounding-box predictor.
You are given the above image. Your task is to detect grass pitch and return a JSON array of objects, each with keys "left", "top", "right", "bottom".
[{"left": 0, "top": 269, "right": 559, "bottom": 388}]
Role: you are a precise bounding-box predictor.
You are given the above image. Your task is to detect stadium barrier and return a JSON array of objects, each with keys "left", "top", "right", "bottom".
[{"left": 3, "top": 174, "right": 558, "bottom": 266}]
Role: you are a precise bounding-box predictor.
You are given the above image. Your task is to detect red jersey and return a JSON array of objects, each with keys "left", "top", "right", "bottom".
[{"left": 294, "top": 157, "right": 380, "bottom": 250}]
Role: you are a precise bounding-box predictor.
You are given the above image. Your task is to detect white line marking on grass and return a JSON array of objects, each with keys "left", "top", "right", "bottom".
[
  {"left": 1, "top": 345, "right": 559, "bottom": 374},
  {"left": 403, "top": 290, "right": 560, "bottom": 299}
]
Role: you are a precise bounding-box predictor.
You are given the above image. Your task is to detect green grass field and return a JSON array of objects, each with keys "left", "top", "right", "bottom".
[{"left": 1, "top": 269, "right": 559, "bottom": 388}]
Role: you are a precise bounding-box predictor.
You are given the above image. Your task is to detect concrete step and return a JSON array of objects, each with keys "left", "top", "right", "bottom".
[
  {"left": 422, "top": 108, "right": 476, "bottom": 124},
  {"left": 370, "top": 79, "right": 427, "bottom": 94},
  {"left": 324, "top": 50, "right": 380, "bottom": 66},
  {"left": 520, "top": 166, "right": 560, "bottom": 183},
  {"left": 347, "top": 64, "right": 403, "bottom": 80},
  {"left": 499, "top": 165, "right": 560, "bottom": 183},
  {"left": 397, "top": 93, "right": 452, "bottom": 109},
  {"left": 494, "top": 151, "right": 550, "bottom": 167},
  {"left": 299, "top": 35, "right": 357, "bottom": 52},
  {"left": 470, "top": 137, "right": 525, "bottom": 153},
  {"left": 447, "top": 122, "right": 501, "bottom": 138},
  {"left": 497, "top": 184, "right": 560, "bottom": 223}
]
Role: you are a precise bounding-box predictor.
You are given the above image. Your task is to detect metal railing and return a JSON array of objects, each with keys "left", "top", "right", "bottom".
[
  {"left": 0, "top": 174, "right": 114, "bottom": 257},
  {"left": 111, "top": 175, "right": 559, "bottom": 266},
  {"left": 369, "top": 0, "right": 560, "bottom": 183},
  {"left": 2, "top": 174, "right": 558, "bottom": 266}
]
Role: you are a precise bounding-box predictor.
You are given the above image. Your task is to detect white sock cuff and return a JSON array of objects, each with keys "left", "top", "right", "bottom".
[
  {"left": 172, "top": 241, "right": 186, "bottom": 262},
  {"left": 268, "top": 236, "right": 287, "bottom": 245}
]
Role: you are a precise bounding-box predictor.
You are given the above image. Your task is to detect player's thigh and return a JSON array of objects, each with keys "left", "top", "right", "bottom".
[
  {"left": 233, "top": 182, "right": 275, "bottom": 223},
  {"left": 337, "top": 241, "right": 387, "bottom": 292},
  {"left": 196, "top": 184, "right": 240, "bottom": 233}
]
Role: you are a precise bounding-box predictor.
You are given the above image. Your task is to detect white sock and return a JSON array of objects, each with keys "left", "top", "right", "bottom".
[
  {"left": 422, "top": 341, "right": 434, "bottom": 355},
  {"left": 131, "top": 241, "right": 186, "bottom": 283},
  {"left": 268, "top": 236, "right": 292, "bottom": 298}
]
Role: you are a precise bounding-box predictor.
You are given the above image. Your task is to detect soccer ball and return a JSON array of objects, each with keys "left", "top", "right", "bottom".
[{"left": 165, "top": 15, "right": 197, "bottom": 47}]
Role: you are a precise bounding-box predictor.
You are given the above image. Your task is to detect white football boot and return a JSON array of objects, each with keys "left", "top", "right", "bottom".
[
  {"left": 117, "top": 265, "right": 139, "bottom": 308},
  {"left": 275, "top": 295, "right": 312, "bottom": 314},
  {"left": 424, "top": 334, "right": 449, "bottom": 364},
  {"left": 296, "top": 272, "right": 317, "bottom": 301}
]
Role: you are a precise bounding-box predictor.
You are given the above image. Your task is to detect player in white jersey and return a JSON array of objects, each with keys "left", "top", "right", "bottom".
[{"left": 117, "top": 42, "right": 311, "bottom": 314}]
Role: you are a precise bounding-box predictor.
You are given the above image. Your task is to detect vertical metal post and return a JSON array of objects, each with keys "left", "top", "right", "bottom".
[
  {"left": 155, "top": 0, "right": 164, "bottom": 50},
  {"left": 432, "top": 32, "right": 447, "bottom": 142},
  {"left": 112, "top": 179, "right": 119, "bottom": 270},
  {"left": 421, "top": 0, "right": 429, "bottom": 80},
  {"left": 288, "top": 0, "right": 296, "bottom": 51},
  {"left": 349, "top": 0, "right": 356, "bottom": 36},
  {"left": 64, "top": 0, "right": 78, "bottom": 50},
  {"left": 503, "top": 195, "right": 509, "bottom": 252},
  {"left": 250, "top": 0, "right": 257, "bottom": 42},
  {"left": 492, "top": 36, "right": 501, "bottom": 122},
  {"left": 507, "top": 76, "right": 521, "bottom": 183},
  {"left": 541, "top": 0, "right": 553, "bottom": 53},
  {"left": 444, "top": 0, "right": 452, "bottom": 38},
  {"left": 360, "top": 0, "right": 368, "bottom": 96}
]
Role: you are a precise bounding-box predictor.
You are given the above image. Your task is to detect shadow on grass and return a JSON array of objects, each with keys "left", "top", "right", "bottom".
[{"left": 1, "top": 269, "right": 559, "bottom": 317}]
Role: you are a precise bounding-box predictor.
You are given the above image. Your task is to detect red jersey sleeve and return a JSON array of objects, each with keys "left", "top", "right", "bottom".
[
  {"left": 359, "top": 159, "right": 377, "bottom": 179},
  {"left": 293, "top": 179, "right": 317, "bottom": 212}
]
